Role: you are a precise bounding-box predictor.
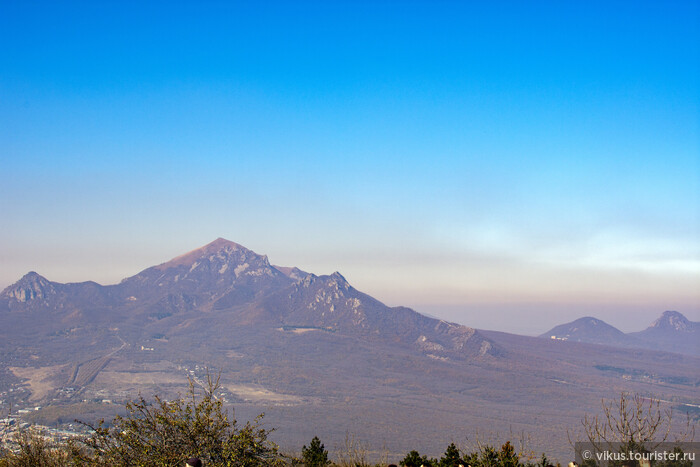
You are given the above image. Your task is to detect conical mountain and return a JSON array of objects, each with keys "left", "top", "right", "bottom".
[
  {"left": 1, "top": 271, "right": 112, "bottom": 313},
  {"left": 121, "top": 238, "right": 289, "bottom": 294},
  {"left": 628, "top": 311, "right": 699, "bottom": 355},
  {"left": 540, "top": 316, "right": 630, "bottom": 345},
  {"left": 647, "top": 310, "right": 693, "bottom": 332},
  {"left": 1, "top": 271, "right": 56, "bottom": 303}
]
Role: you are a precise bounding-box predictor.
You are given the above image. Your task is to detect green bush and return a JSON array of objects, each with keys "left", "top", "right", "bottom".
[
  {"left": 75, "top": 374, "right": 282, "bottom": 467},
  {"left": 400, "top": 450, "right": 435, "bottom": 467},
  {"left": 439, "top": 443, "right": 461, "bottom": 467},
  {"left": 302, "top": 436, "right": 330, "bottom": 467},
  {"left": 0, "top": 429, "right": 72, "bottom": 467}
]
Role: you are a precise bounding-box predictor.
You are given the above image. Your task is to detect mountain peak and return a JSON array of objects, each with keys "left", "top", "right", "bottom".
[
  {"left": 14, "top": 271, "right": 52, "bottom": 287},
  {"left": 22, "top": 271, "right": 47, "bottom": 280},
  {"left": 1, "top": 271, "right": 56, "bottom": 302},
  {"left": 540, "top": 316, "right": 626, "bottom": 343},
  {"left": 330, "top": 271, "right": 347, "bottom": 282},
  {"left": 120, "top": 238, "right": 285, "bottom": 295},
  {"left": 155, "top": 238, "right": 247, "bottom": 270},
  {"left": 210, "top": 237, "right": 241, "bottom": 248},
  {"left": 649, "top": 311, "right": 691, "bottom": 332},
  {"left": 577, "top": 317, "right": 601, "bottom": 324}
]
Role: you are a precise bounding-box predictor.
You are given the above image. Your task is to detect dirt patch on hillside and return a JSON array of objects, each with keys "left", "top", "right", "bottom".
[
  {"left": 277, "top": 327, "right": 322, "bottom": 334},
  {"left": 224, "top": 383, "right": 302, "bottom": 404},
  {"left": 10, "top": 365, "right": 67, "bottom": 401}
]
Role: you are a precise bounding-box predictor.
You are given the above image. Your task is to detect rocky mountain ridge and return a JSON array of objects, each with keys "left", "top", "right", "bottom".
[{"left": 1, "top": 238, "right": 496, "bottom": 360}]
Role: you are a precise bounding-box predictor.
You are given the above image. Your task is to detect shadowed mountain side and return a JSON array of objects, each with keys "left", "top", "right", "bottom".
[{"left": 258, "top": 271, "right": 497, "bottom": 359}]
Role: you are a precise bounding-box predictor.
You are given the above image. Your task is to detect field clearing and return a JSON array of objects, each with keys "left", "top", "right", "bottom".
[
  {"left": 10, "top": 364, "right": 67, "bottom": 401},
  {"left": 224, "top": 383, "right": 302, "bottom": 404},
  {"left": 277, "top": 327, "right": 319, "bottom": 334}
]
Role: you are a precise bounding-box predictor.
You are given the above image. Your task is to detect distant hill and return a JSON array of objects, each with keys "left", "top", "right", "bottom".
[
  {"left": 628, "top": 311, "right": 699, "bottom": 356},
  {"left": 541, "top": 311, "right": 699, "bottom": 356},
  {"left": 540, "top": 317, "right": 634, "bottom": 346}
]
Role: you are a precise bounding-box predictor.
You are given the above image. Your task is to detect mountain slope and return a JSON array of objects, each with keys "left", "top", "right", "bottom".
[{"left": 260, "top": 271, "right": 496, "bottom": 359}]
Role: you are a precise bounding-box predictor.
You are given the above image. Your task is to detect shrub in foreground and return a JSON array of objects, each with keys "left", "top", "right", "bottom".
[
  {"left": 76, "top": 374, "right": 282, "bottom": 467},
  {"left": 302, "top": 436, "right": 330, "bottom": 467}
]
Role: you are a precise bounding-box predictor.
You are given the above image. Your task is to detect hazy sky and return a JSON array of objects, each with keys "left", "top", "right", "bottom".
[{"left": 1, "top": 1, "right": 698, "bottom": 334}]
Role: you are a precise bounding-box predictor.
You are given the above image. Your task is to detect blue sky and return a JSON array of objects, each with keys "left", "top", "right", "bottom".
[{"left": 1, "top": 1, "right": 698, "bottom": 333}]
